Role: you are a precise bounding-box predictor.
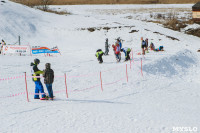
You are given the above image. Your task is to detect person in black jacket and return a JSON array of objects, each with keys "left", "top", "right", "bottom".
[
  {"left": 43, "top": 63, "right": 54, "bottom": 100},
  {"left": 30, "top": 58, "right": 46, "bottom": 99}
]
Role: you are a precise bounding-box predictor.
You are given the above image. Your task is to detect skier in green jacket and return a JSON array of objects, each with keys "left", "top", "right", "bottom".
[
  {"left": 30, "top": 58, "right": 46, "bottom": 100},
  {"left": 95, "top": 49, "right": 104, "bottom": 63}
]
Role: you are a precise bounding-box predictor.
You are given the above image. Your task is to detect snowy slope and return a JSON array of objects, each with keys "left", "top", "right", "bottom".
[{"left": 0, "top": 0, "right": 200, "bottom": 133}]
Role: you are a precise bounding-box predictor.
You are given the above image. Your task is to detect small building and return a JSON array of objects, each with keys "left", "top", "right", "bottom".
[{"left": 192, "top": 2, "right": 200, "bottom": 22}]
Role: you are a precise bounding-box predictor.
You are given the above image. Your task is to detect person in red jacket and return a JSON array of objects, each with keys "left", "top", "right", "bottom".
[{"left": 112, "top": 44, "right": 121, "bottom": 62}]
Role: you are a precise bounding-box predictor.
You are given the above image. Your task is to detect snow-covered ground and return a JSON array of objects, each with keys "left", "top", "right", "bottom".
[{"left": 0, "top": 0, "right": 200, "bottom": 133}]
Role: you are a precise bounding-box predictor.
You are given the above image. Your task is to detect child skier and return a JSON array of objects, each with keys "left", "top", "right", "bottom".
[
  {"left": 105, "top": 38, "right": 110, "bottom": 55},
  {"left": 112, "top": 43, "right": 121, "bottom": 62},
  {"left": 154, "top": 46, "right": 164, "bottom": 51},
  {"left": 30, "top": 58, "right": 46, "bottom": 100},
  {"left": 95, "top": 49, "right": 104, "bottom": 63},
  {"left": 145, "top": 38, "right": 149, "bottom": 52},
  {"left": 43, "top": 63, "right": 54, "bottom": 100},
  {"left": 116, "top": 37, "right": 122, "bottom": 49},
  {"left": 1, "top": 39, "right": 6, "bottom": 45},
  {"left": 149, "top": 42, "right": 155, "bottom": 50},
  {"left": 0, "top": 39, "right": 6, "bottom": 54},
  {"left": 120, "top": 47, "right": 131, "bottom": 61},
  {"left": 141, "top": 37, "right": 146, "bottom": 55}
]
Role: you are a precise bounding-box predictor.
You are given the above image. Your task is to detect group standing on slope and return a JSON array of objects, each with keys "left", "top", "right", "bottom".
[
  {"left": 95, "top": 37, "right": 131, "bottom": 63},
  {"left": 95, "top": 37, "right": 164, "bottom": 63},
  {"left": 30, "top": 58, "right": 55, "bottom": 100},
  {"left": 29, "top": 36, "right": 164, "bottom": 100},
  {"left": 141, "top": 37, "right": 164, "bottom": 55}
]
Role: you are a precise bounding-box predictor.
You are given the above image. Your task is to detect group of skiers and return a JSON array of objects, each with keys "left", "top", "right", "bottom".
[
  {"left": 95, "top": 37, "right": 131, "bottom": 63},
  {"left": 31, "top": 37, "right": 164, "bottom": 99},
  {"left": 30, "top": 58, "right": 54, "bottom": 100},
  {"left": 95, "top": 37, "right": 164, "bottom": 63},
  {"left": 141, "top": 37, "right": 164, "bottom": 55}
]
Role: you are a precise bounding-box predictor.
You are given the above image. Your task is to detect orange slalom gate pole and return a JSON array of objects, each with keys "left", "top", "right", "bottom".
[
  {"left": 24, "top": 72, "right": 29, "bottom": 102},
  {"left": 141, "top": 58, "right": 143, "bottom": 77},
  {"left": 100, "top": 71, "right": 103, "bottom": 92},
  {"left": 64, "top": 73, "right": 69, "bottom": 98},
  {"left": 126, "top": 64, "right": 128, "bottom": 82}
]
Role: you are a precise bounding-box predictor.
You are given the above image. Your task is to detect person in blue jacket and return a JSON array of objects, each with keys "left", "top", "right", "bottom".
[
  {"left": 117, "top": 37, "right": 122, "bottom": 49},
  {"left": 30, "top": 58, "right": 46, "bottom": 100},
  {"left": 121, "top": 47, "right": 131, "bottom": 61},
  {"left": 154, "top": 46, "right": 164, "bottom": 51}
]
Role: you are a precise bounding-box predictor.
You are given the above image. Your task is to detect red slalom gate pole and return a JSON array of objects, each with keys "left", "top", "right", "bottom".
[
  {"left": 64, "top": 73, "right": 69, "bottom": 98},
  {"left": 141, "top": 58, "right": 143, "bottom": 77},
  {"left": 100, "top": 71, "right": 103, "bottom": 92},
  {"left": 130, "top": 58, "right": 131, "bottom": 69},
  {"left": 126, "top": 64, "right": 128, "bottom": 82},
  {"left": 24, "top": 72, "right": 29, "bottom": 102}
]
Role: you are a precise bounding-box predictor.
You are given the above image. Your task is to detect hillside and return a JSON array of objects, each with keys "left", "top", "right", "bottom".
[{"left": 11, "top": 0, "right": 200, "bottom": 5}]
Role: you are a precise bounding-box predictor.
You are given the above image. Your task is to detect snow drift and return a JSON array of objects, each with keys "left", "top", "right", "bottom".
[{"left": 143, "top": 49, "right": 197, "bottom": 77}]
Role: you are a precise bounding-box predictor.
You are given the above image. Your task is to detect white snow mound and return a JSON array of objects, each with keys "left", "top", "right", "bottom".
[{"left": 143, "top": 49, "right": 197, "bottom": 77}]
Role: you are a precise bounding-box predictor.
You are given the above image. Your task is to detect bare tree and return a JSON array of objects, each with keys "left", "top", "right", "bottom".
[{"left": 40, "top": 0, "right": 52, "bottom": 11}]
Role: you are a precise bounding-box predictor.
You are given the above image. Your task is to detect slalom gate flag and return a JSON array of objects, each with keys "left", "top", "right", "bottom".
[{"left": 32, "top": 46, "right": 60, "bottom": 54}]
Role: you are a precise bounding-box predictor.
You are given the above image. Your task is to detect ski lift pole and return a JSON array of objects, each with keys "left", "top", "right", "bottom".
[{"left": 19, "top": 36, "right": 21, "bottom": 45}]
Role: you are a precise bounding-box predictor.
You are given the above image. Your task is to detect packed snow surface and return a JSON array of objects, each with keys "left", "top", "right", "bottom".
[{"left": 0, "top": 1, "right": 200, "bottom": 133}]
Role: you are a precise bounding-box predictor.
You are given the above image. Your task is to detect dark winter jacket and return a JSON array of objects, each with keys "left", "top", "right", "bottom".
[
  {"left": 43, "top": 63, "right": 54, "bottom": 84},
  {"left": 142, "top": 40, "right": 146, "bottom": 47},
  {"left": 30, "top": 63, "right": 43, "bottom": 81}
]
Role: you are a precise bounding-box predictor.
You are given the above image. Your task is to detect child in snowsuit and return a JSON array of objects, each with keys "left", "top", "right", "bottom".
[
  {"left": 105, "top": 38, "right": 109, "bottom": 55},
  {"left": 145, "top": 38, "right": 149, "bottom": 52},
  {"left": 154, "top": 46, "right": 164, "bottom": 51},
  {"left": 30, "top": 58, "right": 46, "bottom": 100},
  {"left": 43, "top": 63, "right": 54, "bottom": 100},
  {"left": 141, "top": 37, "right": 146, "bottom": 55},
  {"left": 0, "top": 40, "right": 6, "bottom": 54},
  {"left": 112, "top": 43, "right": 121, "bottom": 62},
  {"left": 1, "top": 40, "right": 6, "bottom": 45},
  {"left": 121, "top": 47, "right": 131, "bottom": 61},
  {"left": 95, "top": 49, "right": 104, "bottom": 63},
  {"left": 116, "top": 37, "right": 122, "bottom": 49},
  {"left": 149, "top": 42, "right": 155, "bottom": 50}
]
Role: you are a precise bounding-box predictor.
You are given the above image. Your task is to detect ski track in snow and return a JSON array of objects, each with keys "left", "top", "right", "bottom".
[{"left": 0, "top": 0, "right": 200, "bottom": 133}]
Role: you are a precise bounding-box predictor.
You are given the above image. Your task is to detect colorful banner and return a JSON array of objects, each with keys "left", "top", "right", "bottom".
[
  {"left": 32, "top": 46, "right": 60, "bottom": 54},
  {"left": 2, "top": 45, "right": 31, "bottom": 55}
]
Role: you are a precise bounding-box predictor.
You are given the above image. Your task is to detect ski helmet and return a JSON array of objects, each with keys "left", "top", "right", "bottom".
[{"left": 34, "top": 58, "right": 40, "bottom": 64}]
